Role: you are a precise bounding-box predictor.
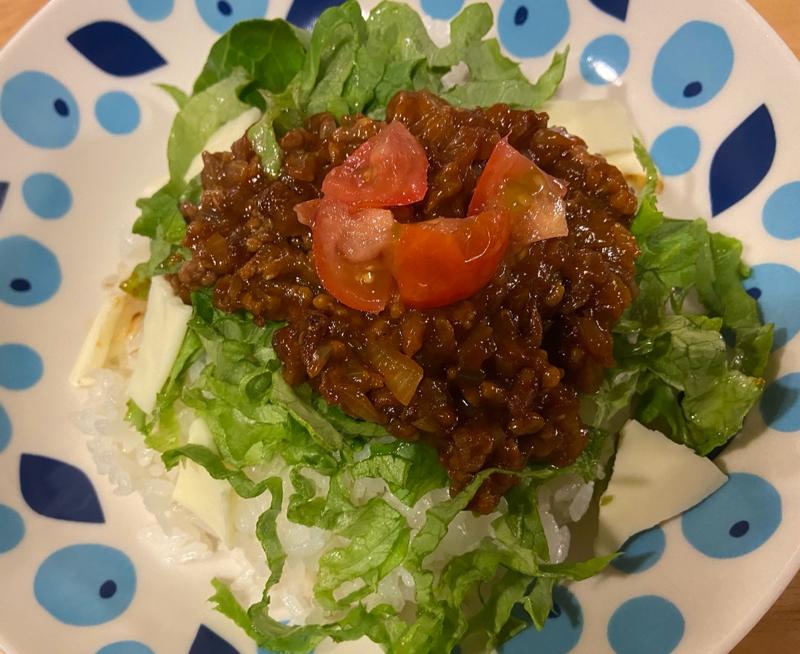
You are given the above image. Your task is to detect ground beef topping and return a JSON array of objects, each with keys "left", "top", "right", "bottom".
[{"left": 172, "top": 90, "right": 639, "bottom": 513}]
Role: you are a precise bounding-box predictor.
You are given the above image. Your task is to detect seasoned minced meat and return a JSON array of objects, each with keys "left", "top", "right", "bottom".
[{"left": 172, "top": 90, "right": 639, "bottom": 512}]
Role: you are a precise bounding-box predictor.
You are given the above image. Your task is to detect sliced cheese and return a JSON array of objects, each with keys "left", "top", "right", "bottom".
[
  {"left": 186, "top": 106, "right": 263, "bottom": 180},
  {"left": 595, "top": 420, "right": 727, "bottom": 555},
  {"left": 126, "top": 276, "right": 192, "bottom": 413},
  {"left": 172, "top": 418, "right": 235, "bottom": 547},
  {"left": 541, "top": 99, "right": 647, "bottom": 184},
  {"left": 543, "top": 99, "right": 636, "bottom": 155},
  {"left": 605, "top": 150, "right": 649, "bottom": 187},
  {"left": 70, "top": 293, "right": 128, "bottom": 387}
]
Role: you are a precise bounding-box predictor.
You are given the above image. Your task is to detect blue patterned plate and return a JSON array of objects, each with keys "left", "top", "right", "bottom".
[{"left": 1, "top": 1, "right": 799, "bottom": 653}]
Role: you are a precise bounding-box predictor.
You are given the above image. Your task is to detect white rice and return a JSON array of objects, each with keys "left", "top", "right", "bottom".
[{"left": 72, "top": 270, "right": 595, "bottom": 633}]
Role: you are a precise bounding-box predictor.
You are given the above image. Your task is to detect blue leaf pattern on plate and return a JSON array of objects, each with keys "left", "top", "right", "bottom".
[
  {"left": 97, "top": 641, "right": 156, "bottom": 654},
  {"left": 0, "top": 182, "right": 8, "bottom": 214},
  {"left": 500, "top": 586, "right": 583, "bottom": 654},
  {"left": 189, "top": 625, "right": 240, "bottom": 654},
  {"left": 588, "top": 0, "right": 628, "bottom": 21},
  {"left": 34, "top": 544, "right": 136, "bottom": 625},
  {"left": 1, "top": 71, "right": 80, "bottom": 148},
  {"left": 195, "top": 0, "right": 269, "bottom": 33},
  {"left": 681, "top": 473, "right": 781, "bottom": 558},
  {"left": 0, "top": 235, "right": 62, "bottom": 307},
  {"left": 67, "top": 21, "right": 166, "bottom": 76},
  {"left": 287, "top": 0, "right": 344, "bottom": 29},
  {"left": 652, "top": 21, "right": 733, "bottom": 109},
  {"left": 0, "top": 343, "right": 43, "bottom": 390},
  {"left": 607, "top": 596, "right": 684, "bottom": 654},
  {"left": 20, "top": 453, "right": 105, "bottom": 523},
  {"left": 710, "top": 104, "right": 775, "bottom": 216}
]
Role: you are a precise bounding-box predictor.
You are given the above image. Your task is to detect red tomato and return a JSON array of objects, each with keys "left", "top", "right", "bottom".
[
  {"left": 392, "top": 210, "right": 511, "bottom": 309},
  {"left": 469, "top": 139, "right": 568, "bottom": 249},
  {"left": 322, "top": 121, "right": 428, "bottom": 208},
  {"left": 312, "top": 200, "right": 395, "bottom": 313},
  {"left": 294, "top": 199, "right": 320, "bottom": 227}
]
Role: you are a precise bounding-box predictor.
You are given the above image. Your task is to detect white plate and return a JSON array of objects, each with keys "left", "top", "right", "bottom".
[{"left": 1, "top": 1, "right": 799, "bottom": 653}]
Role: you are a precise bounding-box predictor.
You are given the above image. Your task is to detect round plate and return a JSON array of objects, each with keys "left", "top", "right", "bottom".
[{"left": 1, "top": 1, "right": 799, "bottom": 653}]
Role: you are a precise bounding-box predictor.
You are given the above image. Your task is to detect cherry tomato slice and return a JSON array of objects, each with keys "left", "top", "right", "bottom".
[
  {"left": 294, "top": 199, "right": 320, "bottom": 227},
  {"left": 322, "top": 121, "right": 428, "bottom": 209},
  {"left": 469, "top": 139, "right": 568, "bottom": 249},
  {"left": 312, "top": 200, "right": 395, "bottom": 313},
  {"left": 392, "top": 209, "right": 511, "bottom": 309}
]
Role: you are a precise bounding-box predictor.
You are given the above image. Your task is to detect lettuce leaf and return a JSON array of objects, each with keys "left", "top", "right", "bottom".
[
  {"left": 315, "top": 498, "right": 410, "bottom": 609},
  {"left": 156, "top": 83, "right": 189, "bottom": 109},
  {"left": 143, "top": 295, "right": 608, "bottom": 653},
  {"left": 585, "top": 142, "right": 772, "bottom": 454},
  {"left": 124, "top": 66, "right": 269, "bottom": 297},
  {"left": 120, "top": 179, "right": 192, "bottom": 298},
  {"left": 300, "top": 0, "right": 367, "bottom": 116},
  {"left": 436, "top": 4, "right": 568, "bottom": 108},
  {"left": 270, "top": 374, "right": 343, "bottom": 450},
  {"left": 122, "top": 5, "right": 620, "bottom": 652},
  {"left": 167, "top": 68, "right": 253, "bottom": 182},
  {"left": 163, "top": 445, "right": 280, "bottom": 497},
  {"left": 206, "top": 468, "right": 611, "bottom": 654},
  {"left": 192, "top": 19, "right": 306, "bottom": 100},
  {"left": 245, "top": 1, "right": 567, "bottom": 171},
  {"left": 246, "top": 86, "right": 303, "bottom": 177},
  {"left": 350, "top": 439, "right": 447, "bottom": 506}
]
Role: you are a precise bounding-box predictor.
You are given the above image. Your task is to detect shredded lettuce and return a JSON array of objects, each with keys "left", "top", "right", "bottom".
[
  {"left": 123, "top": 0, "right": 567, "bottom": 295},
  {"left": 122, "top": 68, "right": 253, "bottom": 296},
  {"left": 584, "top": 141, "right": 773, "bottom": 454},
  {"left": 167, "top": 68, "right": 253, "bottom": 182},
  {"left": 192, "top": 19, "right": 307, "bottom": 100},
  {"left": 119, "top": 2, "right": 773, "bottom": 653},
  {"left": 203, "top": 471, "right": 611, "bottom": 654},
  {"left": 126, "top": 287, "right": 611, "bottom": 654},
  {"left": 244, "top": 0, "right": 568, "bottom": 175},
  {"left": 156, "top": 83, "right": 189, "bottom": 109}
]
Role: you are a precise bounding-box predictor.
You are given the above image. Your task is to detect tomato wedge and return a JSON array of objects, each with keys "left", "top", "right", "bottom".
[
  {"left": 294, "top": 199, "right": 320, "bottom": 227},
  {"left": 469, "top": 139, "right": 568, "bottom": 249},
  {"left": 392, "top": 209, "right": 511, "bottom": 309},
  {"left": 322, "top": 121, "right": 428, "bottom": 208},
  {"left": 311, "top": 200, "right": 395, "bottom": 313}
]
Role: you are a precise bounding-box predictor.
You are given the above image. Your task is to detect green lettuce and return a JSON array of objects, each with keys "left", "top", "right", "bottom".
[
  {"left": 123, "top": 70, "right": 262, "bottom": 296},
  {"left": 192, "top": 19, "right": 307, "bottom": 100},
  {"left": 115, "top": 5, "right": 739, "bottom": 653},
  {"left": 167, "top": 68, "right": 253, "bottom": 182},
  {"left": 245, "top": 0, "right": 568, "bottom": 174},
  {"left": 156, "top": 83, "right": 189, "bottom": 109},
  {"left": 205, "top": 470, "right": 611, "bottom": 654},
  {"left": 124, "top": 0, "right": 568, "bottom": 296},
  {"left": 126, "top": 288, "right": 610, "bottom": 654},
  {"left": 585, "top": 141, "right": 773, "bottom": 454},
  {"left": 120, "top": 179, "right": 195, "bottom": 299}
]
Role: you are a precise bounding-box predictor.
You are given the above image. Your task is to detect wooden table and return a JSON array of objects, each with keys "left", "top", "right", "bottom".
[{"left": 1, "top": 0, "right": 798, "bottom": 652}]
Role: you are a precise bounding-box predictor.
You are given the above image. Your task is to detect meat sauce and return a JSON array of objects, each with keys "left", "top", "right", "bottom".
[{"left": 172, "top": 90, "right": 639, "bottom": 512}]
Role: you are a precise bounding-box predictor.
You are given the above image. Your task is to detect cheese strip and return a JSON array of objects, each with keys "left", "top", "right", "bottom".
[
  {"left": 596, "top": 420, "right": 728, "bottom": 555},
  {"left": 127, "top": 276, "right": 192, "bottom": 413}
]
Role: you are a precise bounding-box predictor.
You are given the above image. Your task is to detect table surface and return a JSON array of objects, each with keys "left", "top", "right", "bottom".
[{"left": 1, "top": 0, "right": 799, "bottom": 652}]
